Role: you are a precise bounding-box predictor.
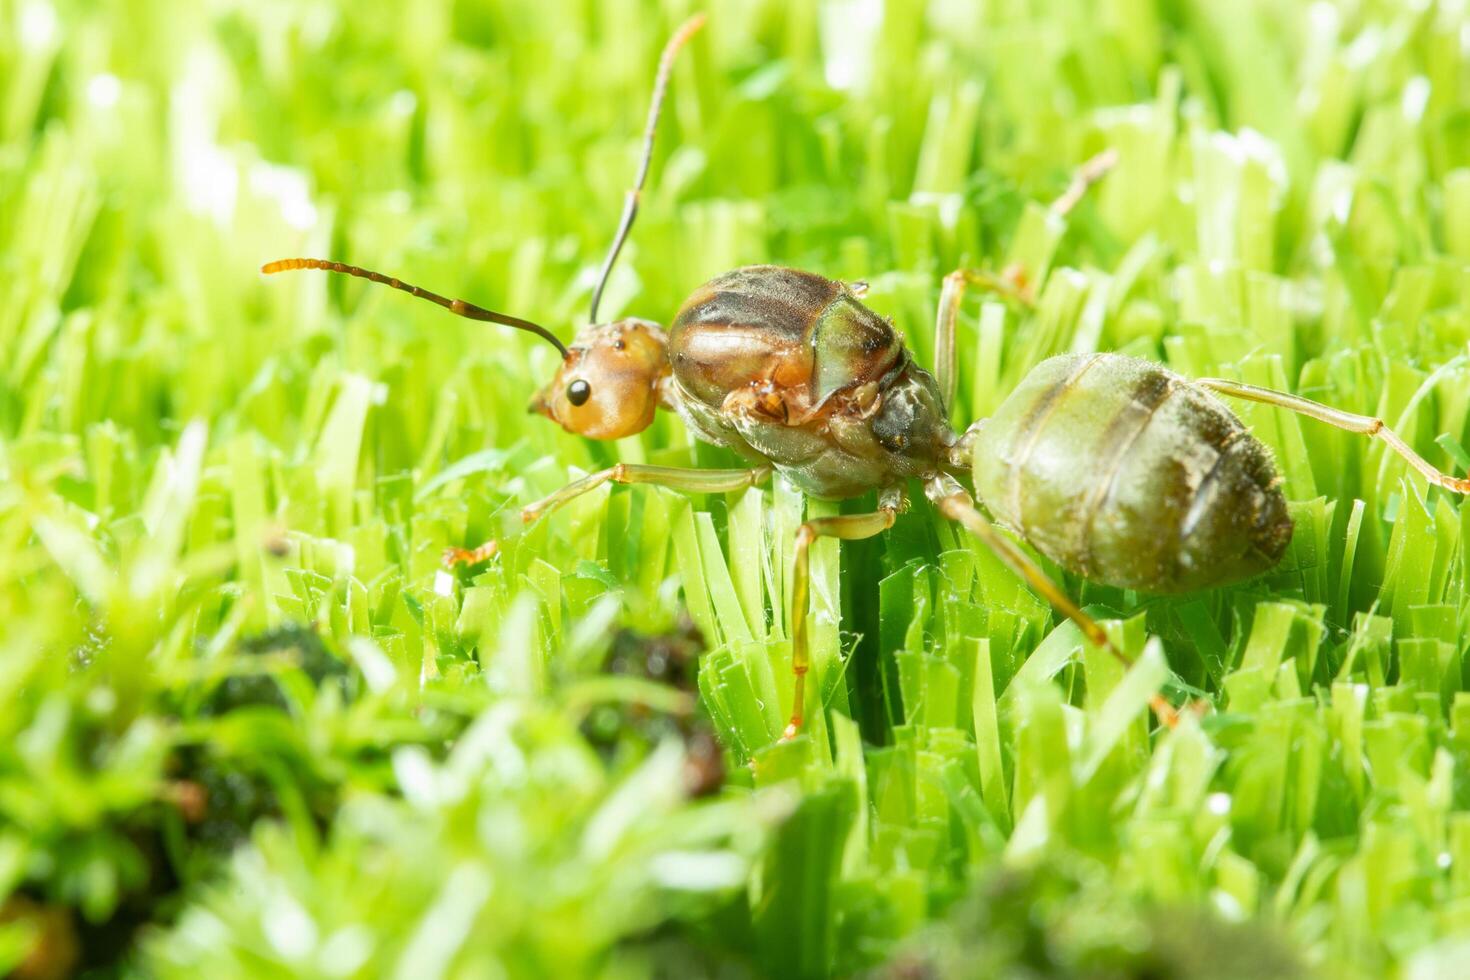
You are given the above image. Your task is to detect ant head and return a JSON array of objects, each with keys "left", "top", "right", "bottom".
[
  {"left": 531, "top": 320, "right": 668, "bottom": 439},
  {"left": 260, "top": 16, "right": 705, "bottom": 442}
]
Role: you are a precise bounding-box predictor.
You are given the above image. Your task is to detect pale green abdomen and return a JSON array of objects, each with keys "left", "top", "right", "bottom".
[{"left": 972, "top": 353, "right": 1294, "bottom": 593}]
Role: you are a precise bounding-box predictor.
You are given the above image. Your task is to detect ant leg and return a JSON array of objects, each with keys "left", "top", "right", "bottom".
[
  {"left": 783, "top": 487, "right": 905, "bottom": 740},
  {"left": 444, "top": 539, "right": 500, "bottom": 567},
  {"left": 444, "top": 463, "right": 770, "bottom": 567},
  {"left": 931, "top": 152, "right": 1117, "bottom": 410},
  {"left": 521, "top": 463, "right": 772, "bottom": 524},
  {"left": 1050, "top": 147, "right": 1119, "bottom": 218},
  {"left": 1196, "top": 378, "right": 1470, "bottom": 494},
  {"left": 926, "top": 477, "right": 1179, "bottom": 729},
  {"left": 934, "top": 269, "right": 1029, "bottom": 411}
]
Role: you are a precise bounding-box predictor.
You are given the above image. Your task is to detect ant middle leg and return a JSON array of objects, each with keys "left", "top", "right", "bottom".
[
  {"left": 925, "top": 476, "right": 1179, "bottom": 729},
  {"left": 444, "top": 463, "right": 771, "bottom": 566},
  {"left": 1196, "top": 378, "right": 1470, "bottom": 495},
  {"left": 783, "top": 485, "right": 906, "bottom": 740}
]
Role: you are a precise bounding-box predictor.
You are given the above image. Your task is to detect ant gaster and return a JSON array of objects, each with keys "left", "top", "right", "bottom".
[{"left": 265, "top": 15, "right": 1470, "bottom": 738}]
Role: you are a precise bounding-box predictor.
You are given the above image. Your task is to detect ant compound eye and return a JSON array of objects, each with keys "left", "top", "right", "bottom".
[{"left": 566, "top": 379, "right": 592, "bottom": 407}]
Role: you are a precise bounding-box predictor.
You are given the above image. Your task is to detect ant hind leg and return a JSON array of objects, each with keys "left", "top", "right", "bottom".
[
  {"left": 1196, "top": 377, "right": 1470, "bottom": 495},
  {"left": 926, "top": 476, "right": 1179, "bottom": 729}
]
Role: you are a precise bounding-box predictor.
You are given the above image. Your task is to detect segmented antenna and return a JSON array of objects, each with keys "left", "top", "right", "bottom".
[
  {"left": 261, "top": 258, "right": 569, "bottom": 358},
  {"left": 587, "top": 13, "right": 707, "bottom": 324}
]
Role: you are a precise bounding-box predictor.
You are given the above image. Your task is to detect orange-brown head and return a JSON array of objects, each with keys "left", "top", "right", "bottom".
[
  {"left": 262, "top": 16, "right": 704, "bottom": 444},
  {"left": 531, "top": 319, "right": 670, "bottom": 440}
]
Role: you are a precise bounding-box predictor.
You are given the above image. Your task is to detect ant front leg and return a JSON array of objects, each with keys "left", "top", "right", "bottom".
[
  {"left": 926, "top": 475, "right": 1179, "bottom": 729},
  {"left": 444, "top": 540, "right": 501, "bottom": 566},
  {"left": 1195, "top": 378, "right": 1470, "bottom": 495},
  {"left": 521, "top": 463, "right": 772, "bottom": 523},
  {"left": 783, "top": 485, "right": 906, "bottom": 740},
  {"left": 445, "top": 463, "right": 771, "bottom": 566}
]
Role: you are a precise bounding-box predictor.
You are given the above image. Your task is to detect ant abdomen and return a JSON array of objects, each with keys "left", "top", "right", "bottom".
[{"left": 972, "top": 352, "right": 1295, "bottom": 594}]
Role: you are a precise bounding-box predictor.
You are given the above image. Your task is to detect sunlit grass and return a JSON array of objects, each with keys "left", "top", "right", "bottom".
[{"left": 2, "top": 0, "right": 1470, "bottom": 976}]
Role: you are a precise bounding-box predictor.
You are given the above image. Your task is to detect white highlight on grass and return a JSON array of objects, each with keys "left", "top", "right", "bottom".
[
  {"left": 1402, "top": 75, "right": 1431, "bottom": 122},
  {"left": 87, "top": 73, "right": 122, "bottom": 109},
  {"left": 649, "top": 851, "right": 747, "bottom": 890},
  {"left": 1206, "top": 791, "right": 1232, "bottom": 816},
  {"left": 348, "top": 637, "right": 397, "bottom": 694},
  {"left": 248, "top": 163, "right": 319, "bottom": 231},
  {"left": 85, "top": 685, "right": 117, "bottom": 715},
  {"left": 19, "top": 0, "right": 59, "bottom": 49},
  {"left": 819, "top": 0, "right": 882, "bottom": 91},
  {"left": 390, "top": 866, "right": 492, "bottom": 980},
  {"left": 433, "top": 569, "right": 455, "bottom": 596},
  {"left": 263, "top": 888, "right": 318, "bottom": 960},
  {"left": 388, "top": 89, "right": 417, "bottom": 117},
  {"left": 1344, "top": 27, "right": 1383, "bottom": 70},
  {"left": 172, "top": 49, "right": 238, "bottom": 225},
  {"left": 393, "top": 745, "right": 440, "bottom": 807},
  {"left": 317, "top": 925, "right": 375, "bottom": 977}
]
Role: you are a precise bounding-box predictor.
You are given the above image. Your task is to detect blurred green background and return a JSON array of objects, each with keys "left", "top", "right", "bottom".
[{"left": 4, "top": 0, "right": 1470, "bottom": 976}]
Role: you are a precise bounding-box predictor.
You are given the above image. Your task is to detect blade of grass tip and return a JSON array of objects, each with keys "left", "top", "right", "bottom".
[
  {"left": 754, "top": 781, "right": 849, "bottom": 980},
  {"left": 729, "top": 486, "right": 768, "bottom": 636},
  {"left": 389, "top": 864, "right": 493, "bottom": 980},
  {"left": 411, "top": 386, "right": 459, "bottom": 480},
  {"left": 1003, "top": 201, "right": 1065, "bottom": 291},
  {"left": 29, "top": 509, "right": 113, "bottom": 605},
  {"left": 1241, "top": 356, "right": 1317, "bottom": 500},
  {"left": 670, "top": 499, "right": 718, "bottom": 646},
  {"left": 1003, "top": 618, "right": 1088, "bottom": 707},
  {"left": 484, "top": 592, "right": 542, "bottom": 697},
  {"left": 1451, "top": 811, "right": 1470, "bottom": 900},
  {"left": 412, "top": 447, "right": 514, "bottom": 503},
  {"left": 696, "top": 510, "right": 753, "bottom": 645},
  {"left": 230, "top": 433, "right": 288, "bottom": 627},
  {"left": 912, "top": 79, "right": 982, "bottom": 197},
  {"left": 582, "top": 739, "right": 687, "bottom": 862},
  {"left": 1334, "top": 498, "right": 1366, "bottom": 627},
  {"left": 970, "top": 300, "right": 1006, "bottom": 419},
  {"left": 1446, "top": 170, "right": 1470, "bottom": 261},
  {"left": 1006, "top": 677, "right": 1071, "bottom": 857},
  {"left": 1428, "top": 498, "right": 1460, "bottom": 605},
  {"left": 1013, "top": 269, "right": 1089, "bottom": 378},
  {"left": 767, "top": 478, "right": 804, "bottom": 637},
  {"left": 1380, "top": 481, "right": 1435, "bottom": 633},
  {"left": 135, "top": 421, "right": 207, "bottom": 594},
  {"left": 971, "top": 638, "right": 1010, "bottom": 828},
  {"left": 315, "top": 374, "right": 375, "bottom": 538},
  {"left": 528, "top": 558, "right": 563, "bottom": 638},
  {"left": 1077, "top": 639, "right": 1169, "bottom": 784},
  {"left": 830, "top": 714, "right": 869, "bottom": 875}
]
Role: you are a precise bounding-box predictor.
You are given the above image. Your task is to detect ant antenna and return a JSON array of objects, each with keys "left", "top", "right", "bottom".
[
  {"left": 261, "top": 258, "right": 569, "bottom": 358},
  {"left": 587, "top": 13, "right": 707, "bottom": 324}
]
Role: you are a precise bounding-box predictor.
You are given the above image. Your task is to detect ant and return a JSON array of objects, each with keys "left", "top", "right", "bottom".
[{"left": 264, "top": 14, "right": 1470, "bottom": 739}]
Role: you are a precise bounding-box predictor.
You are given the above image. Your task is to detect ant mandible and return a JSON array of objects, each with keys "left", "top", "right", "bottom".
[{"left": 265, "top": 14, "right": 1470, "bottom": 739}]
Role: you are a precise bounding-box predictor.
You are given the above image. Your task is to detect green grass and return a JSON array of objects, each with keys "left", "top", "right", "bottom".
[{"left": 3, "top": 0, "right": 1470, "bottom": 976}]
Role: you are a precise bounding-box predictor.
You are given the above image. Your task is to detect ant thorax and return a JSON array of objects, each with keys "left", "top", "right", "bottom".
[{"left": 661, "top": 267, "right": 956, "bottom": 499}]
